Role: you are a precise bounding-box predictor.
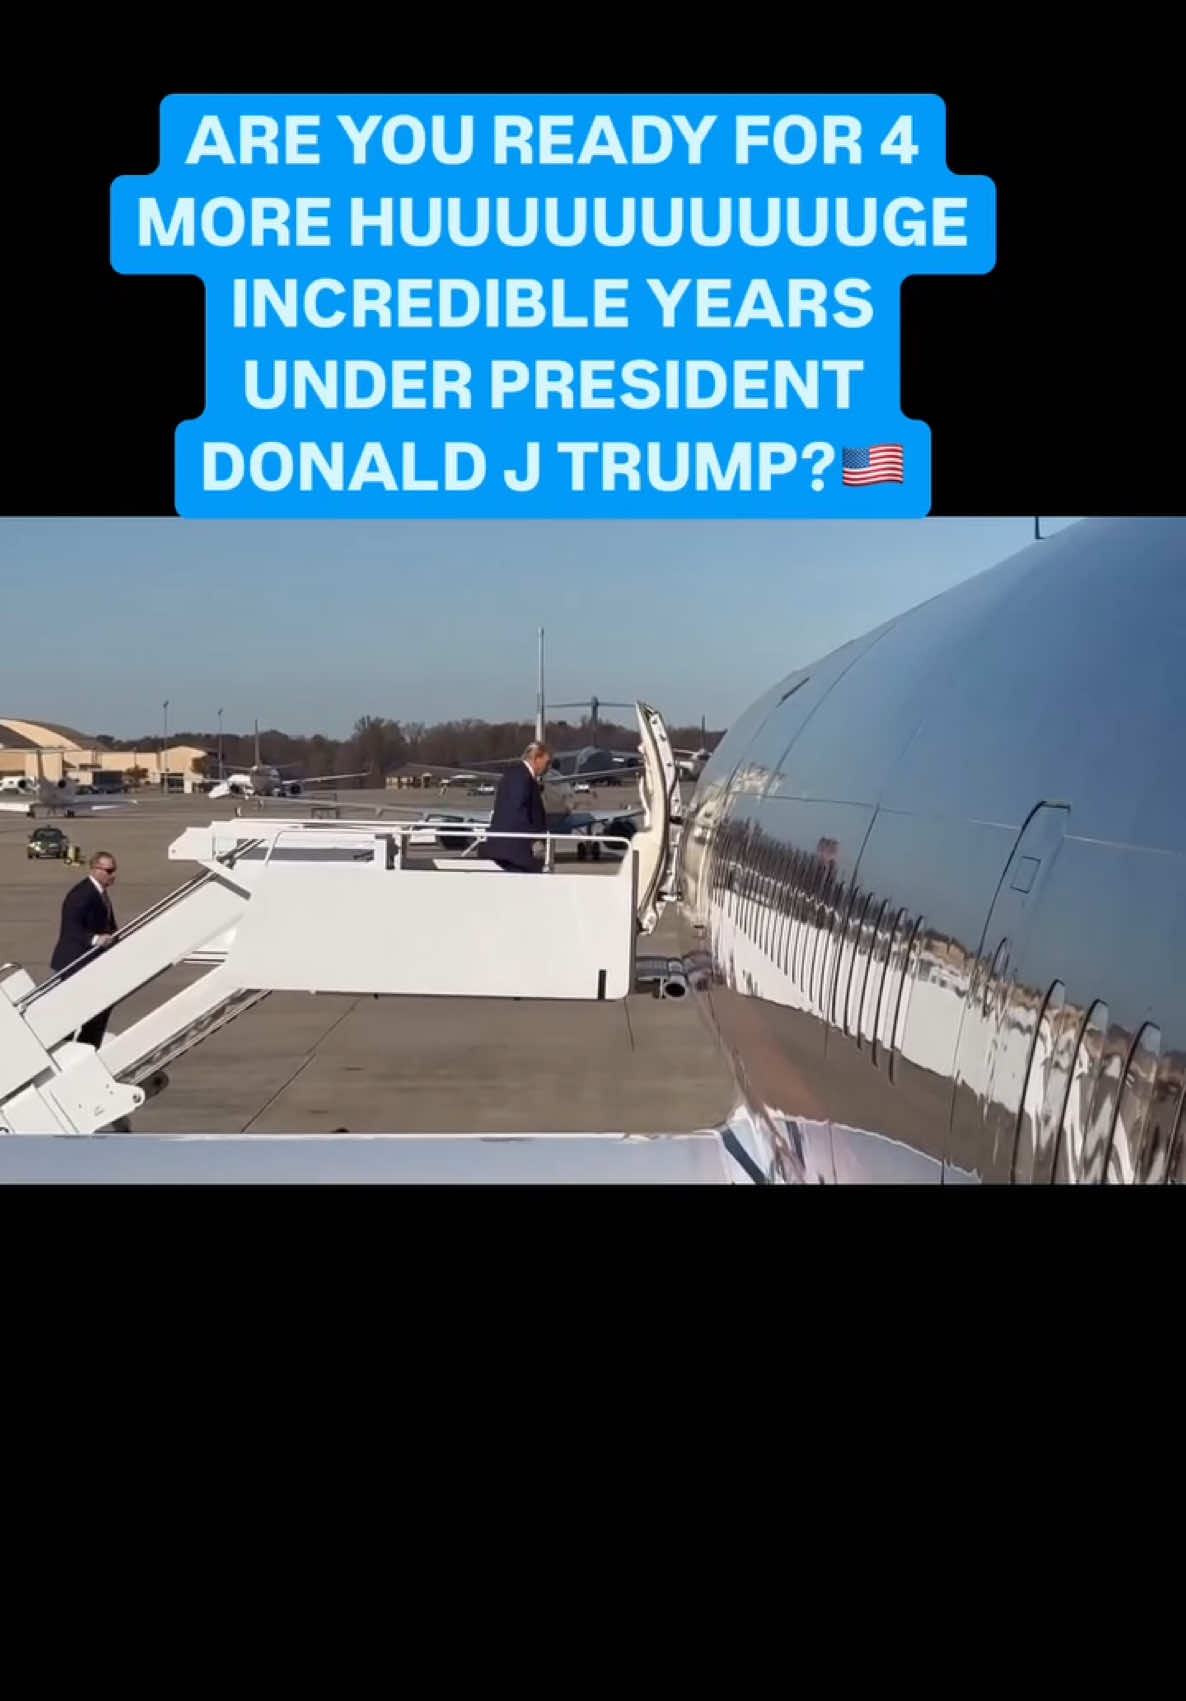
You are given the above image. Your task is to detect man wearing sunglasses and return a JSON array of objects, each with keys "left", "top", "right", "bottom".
[{"left": 50, "top": 850, "right": 119, "bottom": 1049}]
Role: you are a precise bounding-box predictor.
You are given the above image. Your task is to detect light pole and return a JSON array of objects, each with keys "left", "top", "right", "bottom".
[
  {"left": 535, "top": 626, "right": 545, "bottom": 743},
  {"left": 161, "top": 700, "right": 169, "bottom": 788},
  {"left": 217, "top": 707, "right": 224, "bottom": 782}
]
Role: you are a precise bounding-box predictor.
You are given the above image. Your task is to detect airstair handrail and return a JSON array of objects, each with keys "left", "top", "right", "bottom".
[
  {"left": 15, "top": 868, "right": 216, "bottom": 1012},
  {"left": 209, "top": 822, "right": 635, "bottom": 854},
  {"left": 15, "top": 840, "right": 261, "bottom": 1013}
]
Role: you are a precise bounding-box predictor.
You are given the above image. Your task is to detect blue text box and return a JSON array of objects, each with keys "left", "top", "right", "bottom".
[{"left": 110, "top": 95, "right": 996, "bottom": 518}]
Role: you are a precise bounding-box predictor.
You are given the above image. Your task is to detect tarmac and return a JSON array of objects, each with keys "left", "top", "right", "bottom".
[{"left": 0, "top": 785, "right": 738, "bottom": 1136}]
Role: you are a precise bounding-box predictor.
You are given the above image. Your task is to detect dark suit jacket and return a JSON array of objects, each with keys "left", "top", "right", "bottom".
[
  {"left": 51, "top": 877, "right": 117, "bottom": 974},
  {"left": 488, "top": 763, "right": 547, "bottom": 868}
]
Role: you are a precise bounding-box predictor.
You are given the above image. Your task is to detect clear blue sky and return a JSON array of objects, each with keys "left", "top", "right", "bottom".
[{"left": 0, "top": 517, "right": 1079, "bottom": 739}]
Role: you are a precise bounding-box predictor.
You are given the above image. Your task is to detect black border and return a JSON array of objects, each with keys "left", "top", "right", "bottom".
[{"left": 7, "top": 49, "right": 1177, "bottom": 517}]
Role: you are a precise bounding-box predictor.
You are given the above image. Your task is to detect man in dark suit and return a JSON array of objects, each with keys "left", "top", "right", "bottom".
[
  {"left": 488, "top": 742, "right": 551, "bottom": 871},
  {"left": 51, "top": 849, "right": 119, "bottom": 1047}
]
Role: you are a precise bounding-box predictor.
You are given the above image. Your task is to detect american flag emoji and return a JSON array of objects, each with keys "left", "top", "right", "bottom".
[{"left": 842, "top": 445, "right": 904, "bottom": 486}]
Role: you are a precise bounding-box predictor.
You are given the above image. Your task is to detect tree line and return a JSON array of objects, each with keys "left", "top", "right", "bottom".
[{"left": 106, "top": 716, "right": 723, "bottom": 786}]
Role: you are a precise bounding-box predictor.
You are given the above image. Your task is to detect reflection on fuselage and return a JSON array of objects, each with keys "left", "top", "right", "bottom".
[{"left": 676, "top": 519, "right": 1186, "bottom": 1183}]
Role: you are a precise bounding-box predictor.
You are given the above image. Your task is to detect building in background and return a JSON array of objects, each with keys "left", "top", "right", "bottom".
[{"left": 0, "top": 718, "right": 207, "bottom": 792}]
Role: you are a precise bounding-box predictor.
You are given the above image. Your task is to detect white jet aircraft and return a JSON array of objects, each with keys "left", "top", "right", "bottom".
[
  {"left": 208, "top": 723, "right": 367, "bottom": 800},
  {"left": 0, "top": 750, "right": 133, "bottom": 817}
]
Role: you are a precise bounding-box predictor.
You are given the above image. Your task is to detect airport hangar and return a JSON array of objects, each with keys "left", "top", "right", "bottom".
[{"left": 0, "top": 719, "right": 208, "bottom": 791}]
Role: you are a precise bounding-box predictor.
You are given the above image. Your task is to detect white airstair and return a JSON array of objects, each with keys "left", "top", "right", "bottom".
[
  {"left": 0, "top": 703, "right": 731, "bottom": 1178},
  {"left": 0, "top": 819, "right": 643, "bottom": 1134},
  {"left": 634, "top": 701, "right": 686, "bottom": 930}
]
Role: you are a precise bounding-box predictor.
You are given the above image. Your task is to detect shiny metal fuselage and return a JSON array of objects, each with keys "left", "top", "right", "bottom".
[{"left": 678, "top": 518, "right": 1186, "bottom": 1183}]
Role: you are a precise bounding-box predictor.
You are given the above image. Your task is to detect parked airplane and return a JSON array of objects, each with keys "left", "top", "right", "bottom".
[
  {"left": 0, "top": 751, "right": 131, "bottom": 817},
  {"left": 674, "top": 516, "right": 1186, "bottom": 1183},
  {"left": 208, "top": 722, "right": 366, "bottom": 800}
]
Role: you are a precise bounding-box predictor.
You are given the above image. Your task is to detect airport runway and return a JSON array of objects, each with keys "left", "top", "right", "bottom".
[{"left": 0, "top": 788, "right": 737, "bottom": 1135}]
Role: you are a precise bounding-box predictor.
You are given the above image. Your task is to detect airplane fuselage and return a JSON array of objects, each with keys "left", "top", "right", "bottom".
[
  {"left": 676, "top": 519, "right": 1186, "bottom": 1185},
  {"left": 211, "top": 766, "right": 302, "bottom": 799}
]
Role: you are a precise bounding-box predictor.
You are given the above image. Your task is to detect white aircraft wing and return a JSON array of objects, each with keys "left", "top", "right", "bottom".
[
  {"left": 0, "top": 1132, "right": 742, "bottom": 1183},
  {"left": 9, "top": 796, "right": 137, "bottom": 816},
  {"left": 260, "top": 762, "right": 369, "bottom": 779},
  {"left": 403, "top": 763, "right": 490, "bottom": 781}
]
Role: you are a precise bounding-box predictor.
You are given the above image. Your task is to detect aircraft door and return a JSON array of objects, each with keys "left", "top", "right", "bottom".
[
  {"left": 633, "top": 702, "right": 680, "bottom": 934},
  {"left": 944, "top": 803, "right": 1070, "bottom": 1182}
]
